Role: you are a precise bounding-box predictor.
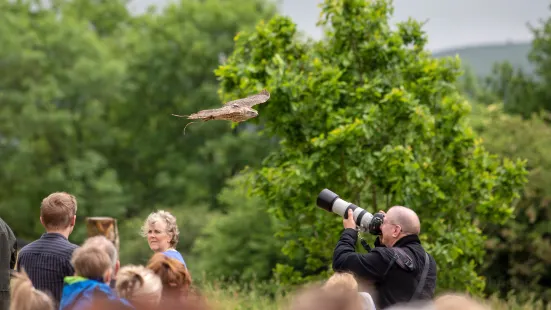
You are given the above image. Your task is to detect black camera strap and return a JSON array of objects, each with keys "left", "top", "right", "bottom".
[
  {"left": 377, "top": 247, "right": 431, "bottom": 302},
  {"left": 410, "top": 252, "right": 430, "bottom": 301},
  {"left": 357, "top": 230, "right": 372, "bottom": 252}
]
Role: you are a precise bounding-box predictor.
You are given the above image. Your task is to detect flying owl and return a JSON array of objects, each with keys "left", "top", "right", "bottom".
[{"left": 172, "top": 89, "right": 270, "bottom": 133}]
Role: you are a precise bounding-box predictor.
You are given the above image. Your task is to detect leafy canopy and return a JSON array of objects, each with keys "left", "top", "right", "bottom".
[{"left": 215, "top": 0, "right": 528, "bottom": 293}]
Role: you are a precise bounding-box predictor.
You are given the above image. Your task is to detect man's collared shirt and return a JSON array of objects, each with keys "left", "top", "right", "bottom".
[{"left": 17, "top": 232, "right": 79, "bottom": 304}]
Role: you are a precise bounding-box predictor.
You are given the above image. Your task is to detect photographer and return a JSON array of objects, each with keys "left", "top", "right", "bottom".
[{"left": 332, "top": 206, "right": 437, "bottom": 310}]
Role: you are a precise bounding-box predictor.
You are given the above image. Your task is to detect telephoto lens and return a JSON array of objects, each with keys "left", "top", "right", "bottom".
[{"left": 316, "top": 189, "right": 384, "bottom": 235}]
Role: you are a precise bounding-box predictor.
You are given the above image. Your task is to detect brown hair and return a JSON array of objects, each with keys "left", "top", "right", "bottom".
[
  {"left": 10, "top": 270, "right": 54, "bottom": 310},
  {"left": 71, "top": 246, "right": 112, "bottom": 280},
  {"left": 146, "top": 253, "right": 192, "bottom": 298},
  {"left": 40, "top": 192, "right": 77, "bottom": 229}
]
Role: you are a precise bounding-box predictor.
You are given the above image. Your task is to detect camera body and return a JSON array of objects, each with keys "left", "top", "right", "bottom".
[{"left": 316, "top": 188, "right": 384, "bottom": 235}]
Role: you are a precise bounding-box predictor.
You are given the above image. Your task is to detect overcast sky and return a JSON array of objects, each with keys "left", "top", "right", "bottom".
[{"left": 129, "top": 0, "right": 550, "bottom": 52}]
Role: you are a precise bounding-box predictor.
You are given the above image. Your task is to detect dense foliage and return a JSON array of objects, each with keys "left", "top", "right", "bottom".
[
  {"left": 0, "top": 0, "right": 278, "bottom": 266},
  {"left": 453, "top": 4, "right": 551, "bottom": 301},
  {"left": 4, "top": 0, "right": 551, "bottom": 303},
  {"left": 468, "top": 103, "right": 551, "bottom": 301},
  {"left": 215, "top": 0, "right": 527, "bottom": 294}
]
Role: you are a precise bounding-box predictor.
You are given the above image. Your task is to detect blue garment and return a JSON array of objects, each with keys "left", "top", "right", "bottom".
[
  {"left": 162, "top": 249, "right": 187, "bottom": 268},
  {"left": 59, "top": 276, "right": 133, "bottom": 310}
]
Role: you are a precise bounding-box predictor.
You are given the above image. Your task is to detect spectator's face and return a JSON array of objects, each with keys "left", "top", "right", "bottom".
[
  {"left": 380, "top": 209, "right": 402, "bottom": 247},
  {"left": 146, "top": 221, "right": 172, "bottom": 252}
]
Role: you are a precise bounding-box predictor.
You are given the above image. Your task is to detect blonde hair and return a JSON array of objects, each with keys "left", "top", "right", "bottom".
[
  {"left": 40, "top": 192, "right": 77, "bottom": 229},
  {"left": 71, "top": 246, "right": 112, "bottom": 280},
  {"left": 289, "top": 283, "right": 363, "bottom": 310},
  {"left": 140, "top": 210, "right": 180, "bottom": 247},
  {"left": 434, "top": 293, "right": 489, "bottom": 310},
  {"left": 116, "top": 265, "right": 163, "bottom": 306},
  {"left": 10, "top": 270, "right": 54, "bottom": 310},
  {"left": 323, "top": 272, "right": 358, "bottom": 291},
  {"left": 321, "top": 273, "right": 365, "bottom": 310}
]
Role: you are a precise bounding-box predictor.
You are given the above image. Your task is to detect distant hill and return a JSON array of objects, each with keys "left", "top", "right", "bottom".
[{"left": 432, "top": 42, "right": 533, "bottom": 78}]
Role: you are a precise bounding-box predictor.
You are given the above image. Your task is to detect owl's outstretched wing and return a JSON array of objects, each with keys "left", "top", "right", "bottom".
[
  {"left": 223, "top": 89, "right": 270, "bottom": 109},
  {"left": 188, "top": 107, "right": 229, "bottom": 120},
  {"left": 172, "top": 106, "right": 233, "bottom": 120}
]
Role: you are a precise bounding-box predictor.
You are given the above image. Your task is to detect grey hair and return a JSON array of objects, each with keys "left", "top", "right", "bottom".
[
  {"left": 81, "top": 236, "right": 118, "bottom": 268},
  {"left": 140, "top": 210, "right": 180, "bottom": 247}
]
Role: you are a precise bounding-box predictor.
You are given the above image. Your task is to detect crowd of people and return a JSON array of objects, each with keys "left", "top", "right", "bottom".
[{"left": 0, "top": 192, "right": 491, "bottom": 310}]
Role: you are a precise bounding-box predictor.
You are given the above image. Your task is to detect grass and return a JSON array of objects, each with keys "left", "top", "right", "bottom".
[
  {"left": 197, "top": 280, "right": 551, "bottom": 310},
  {"left": 199, "top": 280, "right": 290, "bottom": 310}
]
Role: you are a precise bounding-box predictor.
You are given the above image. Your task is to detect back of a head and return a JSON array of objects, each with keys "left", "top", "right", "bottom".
[
  {"left": 146, "top": 252, "right": 192, "bottom": 296},
  {"left": 40, "top": 192, "right": 77, "bottom": 230},
  {"left": 434, "top": 293, "right": 489, "bottom": 310},
  {"left": 71, "top": 246, "right": 112, "bottom": 280},
  {"left": 290, "top": 283, "right": 364, "bottom": 310},
  {"left": 115, "top": 265, "right": 162, "bottom": 308},
  {"left": 82, "top": 236, "right": 118, "bottom": 268},
  {"left": 323, "top": 272, "right": 358, "bottom": 292},
  {"left": 10, "top": 270, "right": 54, "bottom": 310}
]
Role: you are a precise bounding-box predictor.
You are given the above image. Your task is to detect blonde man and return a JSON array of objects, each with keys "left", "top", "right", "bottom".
[
  {"left": 59, "top": 243, "right": 132, "bottom": 310},
  {"left": 16, "top": 192, "right": 79, "bottom": 305}
]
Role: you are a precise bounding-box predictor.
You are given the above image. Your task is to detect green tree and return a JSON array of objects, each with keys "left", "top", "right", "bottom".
[
  {"left": 104, "top": 0, "right": 277, "bottom": 217},
  {"left": 0, "top": 0, "right": 279, "bottom": 263},
  {"left": 215, "top": 0, "right": 527, "bottom": 294},
  {"left": 191, "top": 172, "right": 296, "bottom": 287},
  {"left": 0, "top": 0, "right": 128, "bottom": 241},
  {"left": 469, "top": 103, "right": 551, "bottom": 301}
]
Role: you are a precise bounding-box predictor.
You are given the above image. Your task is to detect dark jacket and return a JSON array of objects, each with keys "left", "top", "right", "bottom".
[
  {"left": 16, "top": 233, "right": 79, "bottom": 306},
  {"left": 333, "top": 228, "right": 437, "bottom": 309},
  {"left": 0, "top": 218, "right": 17, "bottom": 310}
]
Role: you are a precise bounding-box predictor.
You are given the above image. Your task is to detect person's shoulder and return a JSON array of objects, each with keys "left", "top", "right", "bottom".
[
  {"left": 18, "top": 240, "right": 38, "bottom": 253},
  {"left": 60, "top": 242, "right": 79, "bottom": 256},
  {"left": 0, "top": 218, "right": 13, "bottom": 234},
  {"left": 370, "top": 247, "right": 417, "bottom": 271},
  {"left": 163, "top": 249, "right": 186, "bottom": 265}
]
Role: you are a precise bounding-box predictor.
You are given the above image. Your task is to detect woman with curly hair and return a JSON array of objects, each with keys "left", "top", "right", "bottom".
[{"left": 140, "top": 210, "right": 186, "bottom": 267}]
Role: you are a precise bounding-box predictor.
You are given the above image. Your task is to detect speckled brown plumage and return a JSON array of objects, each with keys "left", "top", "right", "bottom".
[{"left": 172, "top": 89, "right": 270, "bottom": 123}]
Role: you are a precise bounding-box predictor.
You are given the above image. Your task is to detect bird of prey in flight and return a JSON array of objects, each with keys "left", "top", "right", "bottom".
[{"left": 172, "top": 89, "right": 270, "bottom": 134}]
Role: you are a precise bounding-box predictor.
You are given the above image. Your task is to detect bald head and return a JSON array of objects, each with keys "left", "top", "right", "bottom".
[{"left": 386, "top": 206, "right": 421, "bottom": 235}]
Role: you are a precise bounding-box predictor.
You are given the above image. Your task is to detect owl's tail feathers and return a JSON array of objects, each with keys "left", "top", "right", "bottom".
[{"left": 183, "top": 121, "right": 200, "bottom": 135}]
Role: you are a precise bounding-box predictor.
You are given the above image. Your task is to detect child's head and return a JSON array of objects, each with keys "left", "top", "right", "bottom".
[
  {"left": 115, "top": 265, "right": 163, "bottom": 309},
  {"left": 71, "top": 245, "right": 113, "bottom": 283},
  {"left": 10, "top": 270, "right": 54, "bottom": 310},
  {"left": 323, "top": 272, "right": 358, "bottom": 292}
]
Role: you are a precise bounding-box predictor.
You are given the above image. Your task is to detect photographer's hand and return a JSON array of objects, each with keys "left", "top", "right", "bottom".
[{"left": 343, "top": 209, "right": 356, "bottom": 229}]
